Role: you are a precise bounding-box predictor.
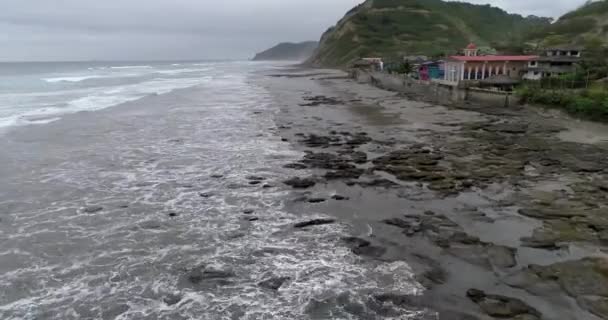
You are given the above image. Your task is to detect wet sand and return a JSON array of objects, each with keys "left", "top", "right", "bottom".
[{"left": 265, "top": 67, "right": 608, "bottom": 320}]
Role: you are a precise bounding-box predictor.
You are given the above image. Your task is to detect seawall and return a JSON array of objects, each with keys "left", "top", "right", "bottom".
[{"left": 351, "top": 70, "right": 514, "bottom": 108}]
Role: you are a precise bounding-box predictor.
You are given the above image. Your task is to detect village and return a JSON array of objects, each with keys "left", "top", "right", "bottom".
[
  {"left": 357, "top": 43, "right": 584, "bottom": 91},
  {"left": 352, "top": 42, "right": 608, "bottom": 121}
]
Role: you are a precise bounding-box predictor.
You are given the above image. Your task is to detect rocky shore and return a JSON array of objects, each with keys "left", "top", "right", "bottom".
[{"left": 265, "top": 68, "right": 608, "bottom": 320}]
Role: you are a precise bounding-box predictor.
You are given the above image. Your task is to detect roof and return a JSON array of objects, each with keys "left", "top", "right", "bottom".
[
  {"left": 420, "top": 60, "right": 443, "bottom": 65},
  {"left": 466, "top": 43, "right": 477, "bottom": 50},
  {"left": 449, "top": 55, "right": 539, "bottom": 62}
]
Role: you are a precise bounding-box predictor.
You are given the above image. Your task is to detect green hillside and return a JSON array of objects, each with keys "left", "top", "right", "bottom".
[
  {"left": 307, "top": 0, "right": 551, "bottom": 67},
  {"left": 526, "top": 0, "right": 608, "bottom": 48}
]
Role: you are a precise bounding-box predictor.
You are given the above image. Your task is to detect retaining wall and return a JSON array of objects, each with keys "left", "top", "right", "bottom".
[{"left": 353, "top": 70, "right": 514, "bottom": 108}]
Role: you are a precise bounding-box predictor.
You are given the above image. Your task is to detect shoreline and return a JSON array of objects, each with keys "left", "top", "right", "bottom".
[{"left": 269, "top": 67, "right": 608, "bottom": 319}]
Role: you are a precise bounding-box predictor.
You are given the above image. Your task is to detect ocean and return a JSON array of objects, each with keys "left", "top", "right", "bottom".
[
  {"left": 0, "top": 61, "right": 245, "bottom": 128},
  {"left": 0, "top": 61, "right": 424, "bottom": 319}
]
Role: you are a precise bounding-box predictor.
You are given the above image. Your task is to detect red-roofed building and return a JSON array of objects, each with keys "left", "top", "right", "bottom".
[{"left": 443, "top": 44, "right": 539, "bottom": 84}]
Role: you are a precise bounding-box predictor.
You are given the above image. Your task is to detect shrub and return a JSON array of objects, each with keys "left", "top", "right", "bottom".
[{"left": 517, "top": 84, "right": 608, "bottom": 120}]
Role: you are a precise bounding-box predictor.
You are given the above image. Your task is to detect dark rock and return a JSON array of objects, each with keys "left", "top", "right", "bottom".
[
  {"left": 138, "top": 221, "right": 163, "bottom": 230},
  {"left": 247, "top": 217, "right": 259, "bottom": 222},
  {"left": 538, "top": 158, "right": 560, "bottom": 167},
  {"left": 258, "top": 277, "right": 290, "bottom": 290},
  {"left": 262, "top": 184, "right": 275, "bottom": 189},
  {"left": 284, "top": 163, "right": 308, "bottom": 170},
  {"left": 249, "top": 180, "right": 262, "bottom": 185},
  {"left": 294, "top": 219, "right": 336, "bottom": 229},
  {"left": 199, "top": 192, "right": 213, "bottom": 198},
  {"left": 168, "top": 212, "right": 179, "bottom": 217},
  {"left": 352, "top": 245, "right": 387, "bottom": 258},
  {"left": 324, "top": 168, "right": 364, "bottom": 180},
  {"left": 569, "top": 160, "right": 603, "bottom": 173},
  {"left": 299, "top": 95, "right": 342, "bottom": 107},
  {"left": 520, "top": 230, "right": 560, "bottom": 250},
  {"left": 358, "top": 178, "right": 400, "bottom": 188},
  {"left": 246, "top": 175, "right": 265, "bottom": 181},
  {"left": 202, "top": 269, "right": 234, "bottom": 280},
  {"left": 83, "top": 206, "right": 103, "bottom": 214},
  {"left": 350, "top": 151, "right": 368, "bottom": 164},
  {"left": 466, "top": 289, "right": 541, "bottom": 318},
  {"left": 185, "top": 266, "right": 235, "bottom": 287},
  {"left": 517, "top": 208, "right": 586, "bottom": 219},
  {"left": 383, "top": 218, "right": 412, "bottom": 229},
  {"left": 346, "top": 134, "right": 372, "bottom": 146},
  {"left": 420, "top": 265, "right": 447, "bottom": 287},
  {"left": 243, "top": 209, "right": 255, "bottom": 214},
  {"left": 331, "top": 195, "right": 349, "bottom": 201},
  {"left": 449, "top": 231, "right": 482, "bottom": 245},
  {"left": 163, "top": 294, "right": 182, "bottom": 306},
  {"left": 301, "top": 152, "right": 353, "bottom": 170},
  {"left": 300, "top": 134, "right": 340, "bottom": 148},
  {"left": 577, "top": 295, "right": 608, "bottom": 319},
  {"left": 210, "top": 174, "right": 224, "bottom": 178},
  {"left": 284, "top": 177, "right": 316, "bottom": 189},
  {"left": 342, "top": 237, "right": 371, "bottom": 249},
  {"left": 487, "top": 245, "right": 517, "bottom": 268},
  {"left": 308, "top": 198, "right": 327, "bottom": 204}
]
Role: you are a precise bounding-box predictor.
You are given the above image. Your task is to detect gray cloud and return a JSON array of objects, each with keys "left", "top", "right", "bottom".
[{"left": 0, "top": 0, "right": 586, "bottom": 61}]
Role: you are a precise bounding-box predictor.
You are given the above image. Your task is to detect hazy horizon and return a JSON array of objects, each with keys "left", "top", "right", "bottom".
[{"left": 1, "top": 0, "right": 587, "bottom": 62}]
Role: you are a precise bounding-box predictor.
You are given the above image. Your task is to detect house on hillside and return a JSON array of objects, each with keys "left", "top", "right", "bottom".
[
  {"left": 523, "top": 47, "right": 583, "bottom": 80},
  {"left": 442, "top": 43, "right": 538, "bottom": 85}
]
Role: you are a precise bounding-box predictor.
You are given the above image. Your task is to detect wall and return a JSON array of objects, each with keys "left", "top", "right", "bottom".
[
  {"left": 466, "top": 88, "right": 513, "bottom": 107},
  {"left": 352, "top": 70, "right": 514, "bottom": 108}
]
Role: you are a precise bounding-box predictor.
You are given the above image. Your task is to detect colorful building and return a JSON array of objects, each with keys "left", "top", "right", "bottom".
[
  {"left": 418, "top": 61, "right": 444, "bottom": 81},
  {"left": 443, "top": 43, "right": 538, "bottom": 84}
]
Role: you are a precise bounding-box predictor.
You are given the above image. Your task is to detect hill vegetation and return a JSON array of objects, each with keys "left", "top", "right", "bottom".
[
  {"left": 526, "top": 0, "right": 608, "bottom": 48},
  {"left": 253, "top": 41, "right": 318, "bottom": 61},
  {"left": 307, "top": 0, "right": 552, "bottom": 67}
]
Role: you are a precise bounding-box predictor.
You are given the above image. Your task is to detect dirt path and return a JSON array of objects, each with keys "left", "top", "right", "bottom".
[{"left": 263, "top": 67, "right": 608, "bottom": 320}]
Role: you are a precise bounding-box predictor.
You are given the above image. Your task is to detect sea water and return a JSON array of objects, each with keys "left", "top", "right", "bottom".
[{"left": 0, "top": 61, "right": 425, "bottom": 319}]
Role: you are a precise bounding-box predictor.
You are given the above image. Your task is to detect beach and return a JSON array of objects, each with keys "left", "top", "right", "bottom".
[
  {"left": 1, "top": 62, "right": 607, "bottom": 319},
  {"left": 267, "top": 67, "right": 608, "bottom": 320}
]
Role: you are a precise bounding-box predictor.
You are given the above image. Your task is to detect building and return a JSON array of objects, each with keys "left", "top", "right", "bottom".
[
  {"left": 443, "top": 43, "right": 538, "bottom": 84},
  {"left": 418, "top": 61, "right": 444, "bottom": 81},
  {"left": 352, "top": 58, "right": 384, "bottom": 72},
  {"left": 523, "top": 47, "right": 582, "bottom": 80},
  {"left": 361, "top": 57, "right": 384, "bottom": 71}
]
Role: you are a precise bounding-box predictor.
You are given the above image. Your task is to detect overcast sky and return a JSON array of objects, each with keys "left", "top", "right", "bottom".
[{"left": 0, "top": 0, "right": 587, "bottom": 62}]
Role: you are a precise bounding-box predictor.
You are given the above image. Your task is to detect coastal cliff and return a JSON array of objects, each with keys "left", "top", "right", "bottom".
[
  {"left": 252, "top": 41, "right": 318, "bottom": 61},
  {"left": 306, "top": 0, "right": 551, "bottom": 67}
]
